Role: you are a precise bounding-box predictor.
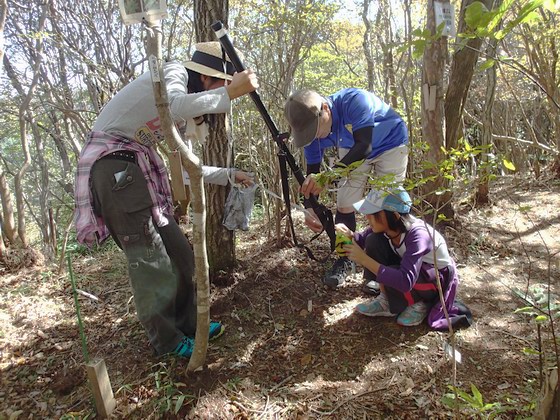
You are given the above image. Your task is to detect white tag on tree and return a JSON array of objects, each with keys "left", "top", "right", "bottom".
[
  {"left": 149, "top": 55, "right": 160, "bottom": 82},
  {"left": 434, "top": 1, "right": 456, "bottom": 37}
]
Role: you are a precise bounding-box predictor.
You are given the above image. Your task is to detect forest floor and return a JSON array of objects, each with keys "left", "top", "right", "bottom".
[{"left": 1, "top": 176, "right": 560, "bottom": 419}]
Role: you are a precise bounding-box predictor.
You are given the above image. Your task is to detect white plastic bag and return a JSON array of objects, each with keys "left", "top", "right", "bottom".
[{"left": 222, "top": 184, "right": 257, "bottom": 231}]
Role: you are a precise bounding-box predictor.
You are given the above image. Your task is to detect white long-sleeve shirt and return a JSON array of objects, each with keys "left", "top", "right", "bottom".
[
  {"left": 93, "top": 62, "right": 231, "bottom": 145},
  {"left": 182, "top": 166, "right": 233, "bottom": 186},
  {"left": 94, "top": 61, "right": 237, "bottom": 186}
]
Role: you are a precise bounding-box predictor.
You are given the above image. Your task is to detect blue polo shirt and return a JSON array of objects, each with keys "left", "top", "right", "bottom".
[{"left": 303, "top": 88, "right": 408, "bottom": 165}]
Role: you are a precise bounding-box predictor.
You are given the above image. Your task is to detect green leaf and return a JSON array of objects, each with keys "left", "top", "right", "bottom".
[
  {"left": 437, "top": 213, "right": 451, "bottom": 222},
  {"left": 174, "top": 395, "right": 186, "bottom": 415},
  {"left": 517, "top": 0, "right": 545, "bottom": 21},
  {"left": 502, "top": 159, "right": 516, "bottom": 171},
  {"left": 496, "top": 0, "right": 545, "bottom": 39},
  {"left": 535, "top": 315, "right": 548, "bottom": 323},
  {"left": 471, "top": 384, "right": 484, "bottom": 406},
  {"left": 396, "top": 44, "right": 409, "bottom": 54},
  {"left": 521, "top": 10, "right": 542, "bottom": 24},
  {"left": 441, "top": 394, "right": 457, "bottom": 408},
  {"left": 347, "top": 159, "right": 365, "bottom": 171},
  {"left": 412, "top": 43, "right": 426, "bottom": 59},
  {"left": 465, "top": 2, "right": 490, "bottom": 29},
  {"left": 522, "top": 347, "right": 541, "bottom": 355},
  {"left": 485, "top": 0, "right": 515, "bottom": 32},
  {"left": 477, "top": 58, "right": 496, "bottom": 72},
  {"left": 514, "top": 306, "right": 537, "bottom": 314},
  {"left": 482, "top": 402, "right": 499, "bottom": 411}
]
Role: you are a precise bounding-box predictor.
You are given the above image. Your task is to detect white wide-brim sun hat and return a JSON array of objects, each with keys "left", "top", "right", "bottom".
[{"left": 183, "top": 41, "right": 244, "bottom": 81}]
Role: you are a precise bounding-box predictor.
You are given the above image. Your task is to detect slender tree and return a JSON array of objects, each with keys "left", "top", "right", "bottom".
[
  {"left": 519, "top": 7, "right": 560, "bottom": 174},
  {"left": 445, "top": 0, "right": 494, "bottom": 150},
  {"left": 193, "top": 0, "right": 235, "bottom": 275},
  {"left": 0, "top": 0, "right": 7, "bottom": 67},
  {"left": 142, "top": 19, "right": 210, "bottom": 372},
  {"left": 376, "top": 0, "right": 398, "bottom": 108},
  {"left": 420, "top": 0, "right": 454, "bottom": 220},
  {"left": 3, "top": 1, "right": 50, "bottom": 247},
  {"left": 476, "top": 33, "right": 499, "bottom": 204},
  {"left": 362, "top": 0, "right": 375, "bottom": 91},
  {"left": 0, "top": 164, "right": 16, "bottom": 246}
]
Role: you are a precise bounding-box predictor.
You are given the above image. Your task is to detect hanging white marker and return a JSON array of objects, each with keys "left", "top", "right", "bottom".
[
  {"left": 434, "top": 1, "right": 456, "bottom": 37},
  {"left": 118, "top": 0, "right": 168, "bottom": 26},
  {"left": 443, "top": 341, "right": 462, "bottom": 363}
]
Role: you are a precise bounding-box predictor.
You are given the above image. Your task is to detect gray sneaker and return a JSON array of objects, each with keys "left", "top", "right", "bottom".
[
  {"left": 323, "top": 257, "right": 354, "bottom": 288},
  {"left": 362, "top": 279, "right": 380, "bottom": 295}
]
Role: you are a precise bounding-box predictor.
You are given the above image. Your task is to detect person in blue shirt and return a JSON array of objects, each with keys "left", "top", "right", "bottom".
[{"left": 284, "top": 88, "right": 409, "bottom": 291}]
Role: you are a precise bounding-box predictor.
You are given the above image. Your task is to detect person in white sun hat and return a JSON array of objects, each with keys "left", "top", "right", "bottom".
[
  {"left": 336, "top": 187, "right": 472, "bottom": 329},
  {"left": 74, "top": 42, "right": 258, "bottom": 358}
]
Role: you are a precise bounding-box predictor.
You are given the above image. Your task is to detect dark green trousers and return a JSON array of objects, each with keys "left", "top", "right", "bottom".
[{"left": 91, "top": 157, "right": 196, "bottom": 355}]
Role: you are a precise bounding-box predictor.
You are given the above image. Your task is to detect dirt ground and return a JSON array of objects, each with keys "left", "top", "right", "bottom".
[{"left": 1, "top": 176, "right": 559, "bottom": 419}]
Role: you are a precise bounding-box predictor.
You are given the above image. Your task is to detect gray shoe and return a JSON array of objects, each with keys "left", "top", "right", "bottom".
[
  {"left": 323, "top": 258, "right": 354, "bottom": 288},
  {"left": 362, "top": 279, "right": 380, "bottom": 295}
]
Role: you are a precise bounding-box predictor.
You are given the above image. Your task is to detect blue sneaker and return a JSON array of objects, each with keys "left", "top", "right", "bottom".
[
  {"left": 397, "top": 301, "right": 430, "bottom": 326},
  {"left": 186, "top": 321, "right": 225, "bottom": 340},
  {"left": 173, "top": 336, "right": 194, "bottom": 357},
  {"left": 172, "top": 322, "right": 224, "bottom": 357},
  {"left": 209, "top": 321, "right": 225, "bottom": 340},
  {"left": 355, "top": 294, "right": 393, "bottom": 317}
]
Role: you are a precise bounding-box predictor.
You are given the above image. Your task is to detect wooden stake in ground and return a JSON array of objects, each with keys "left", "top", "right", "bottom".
[
  {"left": 86, "top": 359, "right": 117, "bottom": 418},
  {"left": 68, "top": 256, "right": 116, "bottom": 417}
]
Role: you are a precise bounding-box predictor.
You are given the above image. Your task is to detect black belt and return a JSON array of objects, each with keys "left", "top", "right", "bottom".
[{"left": 100, "top": 150, "right": 136, "bottom": 163}]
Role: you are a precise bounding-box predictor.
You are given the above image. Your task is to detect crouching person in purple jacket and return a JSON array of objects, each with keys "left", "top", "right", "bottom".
[{"left": 337, "top": 187, "right": 472, "bottom": 329}]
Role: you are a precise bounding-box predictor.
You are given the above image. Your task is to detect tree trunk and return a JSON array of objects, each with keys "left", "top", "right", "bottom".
[
  {"left": 445, "top": 0, "right": 494, "bottom": 150},
  {"left": 421, "top": 0, "right": 454, "bottom": 221},
  {"left": 362, "top": 0, "right": 375, "bottom": 92},
  {"left": 32, "top": 120, "right": 53, "bottom": 254},
  {"left": 14, "top": 145, "right": 28, "bottom": 245},
  {"left": 519, "top": 9, "right": 560, "bottom": 177},
  {"left": 202, "top": 118, "right": 235, "bottom": 272},
  {"left": 0, "top": 218, "right": 5, "bottom": 260},
  {"left": 376, "top": 0, "right": 398, "bottom": 109},
  {"left": 400, "top": 0, "right": 416, "bottom": 175},
  {"left": 3, "top": 2, "right": 49, "bottom": 247},
  {"left": 0, "top": 165, "right": 17, "bottom": 244},
  {"left": 476, "top": 35, "right": 499, "bottom": 205},
  {"left": 0, "top": 0, "right": 7, "bottom": 67},
  {"left": 144, "top": 24, "right": 210, "bottom": 372},
  {"left": 194, "top": 0, "right": 235, "bottom": 275}
]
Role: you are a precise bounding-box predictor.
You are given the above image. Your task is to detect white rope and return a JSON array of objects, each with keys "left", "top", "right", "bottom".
[{"left": 257, "top": 184, "right": 313, "bottom": 217}]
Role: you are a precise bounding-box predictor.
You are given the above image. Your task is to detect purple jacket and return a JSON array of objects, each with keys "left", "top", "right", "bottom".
[{"left": 354, "top": 224, "right": 471, "bottom": 330}]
